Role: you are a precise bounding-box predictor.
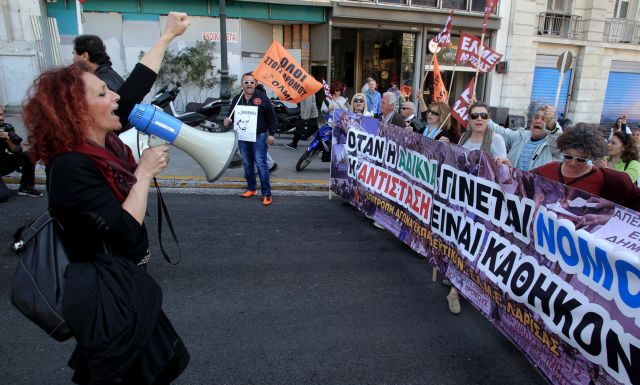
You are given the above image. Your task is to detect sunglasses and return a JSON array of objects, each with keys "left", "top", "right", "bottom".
[
  {"left": 427, "top": 109, "right": 440, "bottom": 116},
  {"left": 470, "top": 112, "right": 489, "bottom": 120},
  {"left": 401, "top": 107, "right": 412, "bottom": 110},
  {"left": 352, "top": 99, "right": 364, "bottom": 103},
  {"left": 243, "top": 81, "right": 255, "bottom": 85},
  {"left": 562, "top": 153, "right": 590, "bottom": 163}
]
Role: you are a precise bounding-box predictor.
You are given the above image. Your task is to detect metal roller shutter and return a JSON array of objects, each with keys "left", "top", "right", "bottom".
[
  {"left": 600, "top": 61, "right": 640, "bottom": 125},
  {"left": 530, "top": 67, "right": 573, "bottom": 118}
]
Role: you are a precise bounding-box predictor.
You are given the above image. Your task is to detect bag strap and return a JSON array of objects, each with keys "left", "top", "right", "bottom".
[{"left": 153, "top": 177, "right": 182, "bottom": 265}]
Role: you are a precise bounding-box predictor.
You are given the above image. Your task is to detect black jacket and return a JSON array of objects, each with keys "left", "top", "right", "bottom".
[{"left": 229, "top": 90, "right": 278, "bottom": 136}]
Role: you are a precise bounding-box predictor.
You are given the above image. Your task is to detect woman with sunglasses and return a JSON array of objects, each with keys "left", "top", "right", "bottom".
[
  {"left": 422, "top": 102, "right": 460, "bottom": 143},
  {"left": 531, "top": 123, "right": 640, "bottom": 211},
  {"left": 458, "top": 102, "right": 507, "bottom": 159},
  {"left": 594, "top": 131, "right": 640, "bottom": 183},
  {"left": 443, "top": 102, "right": 507, "bottom": 315},
  {"left": 349, "top": 93, "right": 373, "bottom": 117}
]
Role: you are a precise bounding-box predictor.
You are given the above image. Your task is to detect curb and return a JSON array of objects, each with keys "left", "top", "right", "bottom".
[{"left": 4, "top": 173, "right": 330, "bottom": 192}]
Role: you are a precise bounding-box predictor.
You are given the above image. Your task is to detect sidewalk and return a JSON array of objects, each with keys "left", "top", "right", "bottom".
[{"left": 4, "top": 112, "right": 331, "bottom": 192}]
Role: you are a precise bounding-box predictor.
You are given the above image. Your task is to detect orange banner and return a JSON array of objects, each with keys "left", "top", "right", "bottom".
[
  {"left": 433, "top": 55, "right": 448, "bottom": 103},
  {"left": 253, "top": 41, "right": 322, "bottom": 103}
]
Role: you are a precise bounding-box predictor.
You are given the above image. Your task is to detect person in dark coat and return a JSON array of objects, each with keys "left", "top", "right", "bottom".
[
  {"left": 22, "top": 12, "right": 191, "bottom": 385},
  {"left": 378, "top": 92, "right": 405, "bottom": 128},
  {"left": 73, "top": 34, "right": 125, "bottom": 92}
]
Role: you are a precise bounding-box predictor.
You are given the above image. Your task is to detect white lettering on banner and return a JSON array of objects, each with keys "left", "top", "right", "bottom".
[
  {"left": 202, "top": 31, "right": 238, "bottom": 43},
  {"left": 534, "top": 207, "right": 640, "bottom": 327},
  {"left": 456, "top": 32, "right": 503, "bottom": 72}
]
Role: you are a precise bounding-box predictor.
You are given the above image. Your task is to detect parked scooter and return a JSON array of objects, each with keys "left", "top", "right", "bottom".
[
  {"left": 151, "top": 82, "right": 220, "bottom": 132},
  {"left": 271, "top": 98, "right": 300, "bottom": 134},
  {"left": 295, "top": 117, "right": 332, "bottom": 171}
]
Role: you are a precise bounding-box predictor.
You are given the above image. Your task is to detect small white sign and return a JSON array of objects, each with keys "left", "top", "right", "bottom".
[
  {"left": 234, "top": 105, "right": 258, "bottom": 142},
  {"left": 202, "top": 31, "right": 238, "bottom": 43}
]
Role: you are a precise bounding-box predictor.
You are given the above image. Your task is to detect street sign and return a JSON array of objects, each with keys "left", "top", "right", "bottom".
[
  {"left": 554, "top": 51, "right": 573, "bottom": 109},
  {"left": 428, "top": 40, "right": 442, "bottom": 54}
]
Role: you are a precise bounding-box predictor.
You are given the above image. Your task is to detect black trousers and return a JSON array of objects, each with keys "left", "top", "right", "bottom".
[
  {"left": 292, "top": 118, "right": 319, "bottom": 147},
  {"left": 0, "top": 151, "right": 36, "bottom": 202}
]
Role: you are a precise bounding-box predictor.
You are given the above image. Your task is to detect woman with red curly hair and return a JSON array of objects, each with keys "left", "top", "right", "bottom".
[
  {"left": 320, "top": 81, "right": 349, "bottom": 125},
  {"left": 22, "top": 12, "right": 190, "bottom": 385}
]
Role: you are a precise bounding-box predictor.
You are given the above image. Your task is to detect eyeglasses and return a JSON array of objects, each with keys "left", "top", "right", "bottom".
[
  {"left": 401, "top": 107, "right": 412, "bottom": 110},
  {"left": 562, "top": 153, "right": 589, "bottom": 163},
  {"left": 470, "top": 112, "right": 489, "bottom": 120},
  {"left": 427, "top": 109, "right": 440, "bottom": 116},
  {"left": 352, "top": 99, "right": 364, "bottom": 103},
  {"left": 243, "top": 81, "right": 255, "bottom": 85}
]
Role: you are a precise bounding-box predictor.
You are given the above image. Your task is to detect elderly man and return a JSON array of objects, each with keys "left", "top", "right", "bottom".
[
  {"left": 400, "top": 101, "right": 425, "bottom": 133},
  {"left": 489, "top": 104, "right": 562, "bottom": 171},
  {"left": 378, "top": 92, "right": 405, "bottom": 128},
  {"left": 364, "top": 79, "right": 381, "bottom": 117}
]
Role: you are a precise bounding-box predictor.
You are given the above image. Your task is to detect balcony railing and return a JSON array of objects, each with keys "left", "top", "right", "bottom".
[
  {"left": 604, "top": 18, "right": 640, "bottom": 44},
  {"left": 536, "top": 12, "right": 583, "bottom": 39}
]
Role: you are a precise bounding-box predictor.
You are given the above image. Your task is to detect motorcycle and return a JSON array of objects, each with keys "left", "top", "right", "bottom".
[
  {"left": 151, "top": 82, "right": 220, "bottom": 132},
  {"left": 271, "top": 98, "right": 300, "bottom": 134},
  {"left": 295, "top": 117, "right": 332, "bottom": 171}
]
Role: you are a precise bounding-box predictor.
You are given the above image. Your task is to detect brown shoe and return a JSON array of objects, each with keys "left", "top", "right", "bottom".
[
  {"left": 262, "top": 196, "right": 273, "bottom": 205},
  {"left": 240, "top": 190, "right": 257, "bottom": 198}
]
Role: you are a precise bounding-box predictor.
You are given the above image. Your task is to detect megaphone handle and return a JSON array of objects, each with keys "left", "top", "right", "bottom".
[{"left": 148, "top": 135, "right": 169, "bottom": 147}]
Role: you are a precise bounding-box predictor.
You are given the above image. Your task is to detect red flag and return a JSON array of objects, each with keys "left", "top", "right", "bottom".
[
  {"left": 482, "top": 0, "right": 498, "bottom": 30},
  {"left": 431, "top": 10, "right": 454, "bottom": 48},
  {"left": 455, "top": 32, "right": 503, "bottom": 73},
  {"left": 450, "top": 78, "right": 475, "bottom": 129},
  {"left": 322, "top": 80, "right": 332, "bottom": 100},
  {"left": 432, "top": 55, "right": 448, "bottom": 103},
  {"left": 253, "top": 40, "right": 322, "bottom": 103}
]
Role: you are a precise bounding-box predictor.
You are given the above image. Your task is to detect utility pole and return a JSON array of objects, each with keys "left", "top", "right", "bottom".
[{"left": 216, "top": 0, "right": 231, "bottom": 130}]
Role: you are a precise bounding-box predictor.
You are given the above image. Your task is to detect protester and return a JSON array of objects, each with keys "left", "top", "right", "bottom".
[
  {"left": 609, "top": 115, "right": 631, "bottom": 139},
  {"left": 22, "top": 11, "right": 190, "bottom": 385},
  {"left": 378, "top": 92, "right": 405, "bottom": 128},
  {"left": 422, "top": 101, "right": 459, "bottom": 142},
  {"left": 361, "top": 76, "right": 374, "bottom": 94},
  {"left": 285, "top": 94, "right": 318, "bottom": 150},
  {"left": 224, "top": 72, "right": 277, "bottom": 205},
  {"left": 532, "top": 123, "right": 640, "bottom": 211},
  {"left": 72, "top": 35, "right": 125, "bottom": 92},
  {"left": 387, "top": 82, "right": 401, "bottom": 103},
  {"left": 632, "top": 127, "right": 640, "bottom": 153},
  {"left": 447, "top": 102, "right": 507, "bottom": 315},
  {"left": 594, "top": 130, "right": 640, "bottom": 183},
  {"left": 321, "top": 81, "right": 349, "bottom": 124},
  {"left": 490, "top": 104, "right": 563, "bottom": 171},
  {"left": 400, "top": 101, "right": 424, "bottom": 133},
  {"left": 364, "top": 79, "right": 381, "bottom": 117},
  {"left": 349, "top": 93, "right": 373, "bottom": 117},
  {"left": 0, "top": 105, "right": 42, "bottom": 201}
]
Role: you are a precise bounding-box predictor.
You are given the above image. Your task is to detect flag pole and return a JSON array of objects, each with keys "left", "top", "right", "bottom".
[
  {"left": 472, "top": 32, "right": 485, "bottom": 101},
  {"left": 447, "top": 63, "right": 458, "bottom": 97},
  {"left": 420, "top": 53, "right": 436, "bottom": 96}
]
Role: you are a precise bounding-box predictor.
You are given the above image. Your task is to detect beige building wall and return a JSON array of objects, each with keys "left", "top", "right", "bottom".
[{"left": 493, "top": 0, "right": 640, "bottom": 124}]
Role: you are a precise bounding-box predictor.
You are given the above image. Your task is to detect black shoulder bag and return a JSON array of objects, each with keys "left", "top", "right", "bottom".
[{"left": 10, "top": 164, "right": 72, "bottom": 341}]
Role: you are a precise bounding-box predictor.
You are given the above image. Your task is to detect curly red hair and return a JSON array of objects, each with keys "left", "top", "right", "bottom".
[
  {"left": 22, "top": 64, "right": 90, "bottom": 163},
  {"left": 329, "top": 81, "right": 345, "bottom": 95}
]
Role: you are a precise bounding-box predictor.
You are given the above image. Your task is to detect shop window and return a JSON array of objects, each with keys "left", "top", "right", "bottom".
[
  {"left": 379, "top": 0, "right": 409, "bottom": 4},
  {"left": 442, "top": 0, "right": 467, "bottom": 10},
  {"left": 471, "top": 0, "right": 488, "bottom": 12},
  {"left": 412, "top": 0, "right": 438, "bottom": 7}
]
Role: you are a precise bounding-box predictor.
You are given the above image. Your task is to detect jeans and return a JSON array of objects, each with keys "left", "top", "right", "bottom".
[{"left": 238, "top": 133, "right": 271, "bottom": 196}]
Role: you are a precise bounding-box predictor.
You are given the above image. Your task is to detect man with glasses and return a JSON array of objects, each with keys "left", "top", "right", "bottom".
[
  {"left": 224, "top": 73, "right": 277, "bottom": 205},
  {"left": 489, "top": 104, "right": 563, "bottom": 171},
  {"left": 399, "top": 101, "right": 425, "bottom": 133}
]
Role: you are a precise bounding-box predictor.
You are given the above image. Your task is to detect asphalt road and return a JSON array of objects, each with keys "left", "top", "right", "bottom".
[{"left": 0, "top": 192, "right": 547, "bottom": 385}]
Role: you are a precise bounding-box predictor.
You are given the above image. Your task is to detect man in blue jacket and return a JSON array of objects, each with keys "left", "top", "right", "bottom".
[{"left": 224, "top": 73, "right": 277, "bottom": 205}]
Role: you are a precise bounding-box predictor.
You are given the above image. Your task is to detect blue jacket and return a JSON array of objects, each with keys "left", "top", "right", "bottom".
[{"left": 364, "top": 90, "right": 381, "bottom": 116}]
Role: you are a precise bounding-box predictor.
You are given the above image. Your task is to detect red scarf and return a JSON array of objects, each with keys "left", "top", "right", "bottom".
[{"left": 72, "top": 132, "right": 137, "bottom": 202}]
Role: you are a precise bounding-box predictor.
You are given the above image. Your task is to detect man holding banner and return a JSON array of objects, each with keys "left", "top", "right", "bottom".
[{"left": 224, "top": 73, "right": 278, "bottom": 205}]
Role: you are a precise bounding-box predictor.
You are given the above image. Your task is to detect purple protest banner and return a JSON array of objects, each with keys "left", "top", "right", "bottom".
[{"left": 330, "top": 111, "right": 640, "bottom": 385}]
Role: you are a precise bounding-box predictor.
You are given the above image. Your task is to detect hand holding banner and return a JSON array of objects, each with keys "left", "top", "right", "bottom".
[{"left": 253, "top": 40, "right": 322, "bottom": 103}]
